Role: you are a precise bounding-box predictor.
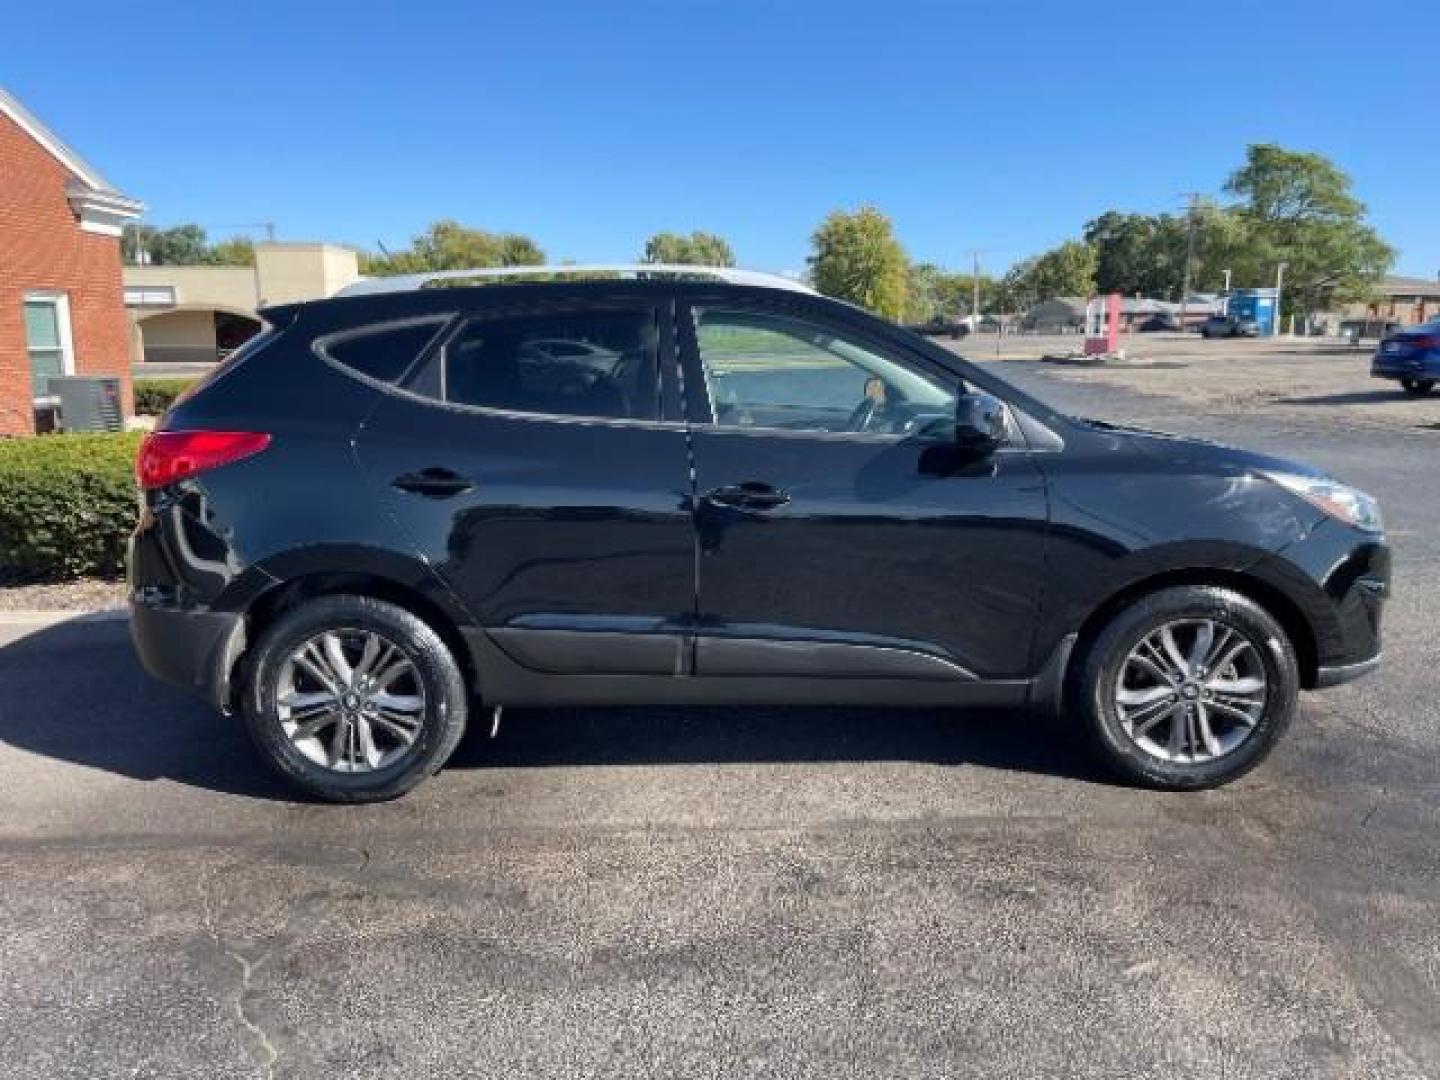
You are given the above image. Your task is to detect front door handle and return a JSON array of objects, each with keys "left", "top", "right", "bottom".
[
  {"left": 704, "top": 481, "right": 791, "bottom": 511},
  {"left": 392, "top": 467, "right": 474, "bottom": 498}
]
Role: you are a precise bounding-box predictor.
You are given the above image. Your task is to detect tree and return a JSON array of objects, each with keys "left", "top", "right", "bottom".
[
  {"left": 996, "top": 258, "right": 1038, "bottom": 316},
  {"left": 641, "top": 230, "right": 735, "bottom": 266},
  {"left": 1018, "top": 240, "right": 1097, "bottom": 300},
  {"left": 363, "top": 220, "right": 547, "bottom": 275},
  {"left": 121, "top": 222, "right": 256, "bottom": 266},
  {"left": 1224, "top": 144, "right": 1392, "bottom": 313},
  {"left": 208, "top": 235, "right": 256, "bottom": 267},
  {"left": 808, "top": 206, "right": 908, "bottom": 320},
  {"left": 1085, "top": 206, "right": 1250, "bottom": 299},
  {"left": 904, "top": 263, "right": 998, "bottom": 322},
  {"left": 1085, "top": 212, "right": 1180, "bottom": 297}
]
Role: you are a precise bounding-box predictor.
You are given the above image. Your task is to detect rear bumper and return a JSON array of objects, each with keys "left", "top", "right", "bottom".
[
  {"left": 130, "top": 600, "right": 245, "bottom": 712},
  {"left": 1371, "top": 352, "right": 1440, "bottom": 379}
]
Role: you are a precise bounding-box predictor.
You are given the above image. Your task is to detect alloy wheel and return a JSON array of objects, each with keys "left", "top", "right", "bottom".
[
  {"left": 1113, "top": 619, "right": 1268, "bottom": 764},
  {"left": 276, "top": 628, "right": 426, "bottom": 773}
]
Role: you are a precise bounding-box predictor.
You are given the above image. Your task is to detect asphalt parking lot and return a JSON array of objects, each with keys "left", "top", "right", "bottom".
[{"left": 4, "top": 345, "right": 1438, "bottom": 1079}]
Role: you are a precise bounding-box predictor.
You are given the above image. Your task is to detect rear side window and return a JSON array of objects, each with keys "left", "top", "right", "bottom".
[
  {"left": 416, "top": 309, "right": 657, "bottom": 421},
  {"left": 319, "top": 318, "right": 448, "bottom": 384}
]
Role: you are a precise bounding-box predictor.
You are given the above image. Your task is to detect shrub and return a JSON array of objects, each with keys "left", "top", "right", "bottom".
[
  {"left": 0, "top": 432, "right": 143, "bottom": 580},
  {"left": 133, "top": 377, "right": 197, "bottom": 416}
]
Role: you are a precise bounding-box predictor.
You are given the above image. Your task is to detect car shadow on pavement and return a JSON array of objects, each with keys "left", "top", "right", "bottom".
[
  {"left": 0, "top": 616, "right": 1108, "bottom": 803},
  {"left": 450, "top": 704, "right": 1105, "bottom": 782},
  {"left": 0, "top": 616, "right": 299, "bottom": 801},
  {"left": 1277, "top": 389, "right": 1410, "bottom": 406}
]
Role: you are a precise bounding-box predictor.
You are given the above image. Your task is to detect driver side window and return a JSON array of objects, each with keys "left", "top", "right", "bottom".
[{"left": 693, "top": 308, "right": 955, "bottom": 435}]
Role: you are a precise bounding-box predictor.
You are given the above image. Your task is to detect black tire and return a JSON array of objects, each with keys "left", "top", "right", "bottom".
[
  {"left": 1072, "top": 586, "right": 1299, "bottom": 790},
  {"left": 241, "top": 595, "right": 468, "bottom": 802},
  {"left": 1400, "top": 377, "right": 1435, "bottom": 397}
]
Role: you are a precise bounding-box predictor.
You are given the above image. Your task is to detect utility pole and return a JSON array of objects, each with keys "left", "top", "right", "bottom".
[
  {"left": 1274, "top": 261, "right": 1288, "bottom": 337},
  {"left": 1223, "top": 268, "right": 1232, "bottom": 294},
  {"left": 971, "top": 249, "right": 981, "bottom": 325},
  {"left": 1178, "top": 193, "right": 1201, "bottom": 333}
]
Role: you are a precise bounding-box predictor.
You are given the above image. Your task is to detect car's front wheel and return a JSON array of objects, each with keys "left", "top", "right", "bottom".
[
  {"left": 241, "top": 595, "right": 469, "bottom": 802},
  {"left": 1400, "top": 377, "right": 1436, "bottom": 396},
  {"left": 1073, "top": 586, "right": 1298, "bottom": 790}
]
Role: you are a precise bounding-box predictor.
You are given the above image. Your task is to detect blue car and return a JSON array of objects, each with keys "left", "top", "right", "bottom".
[{"left": 1372, "top": 320, "right": 1440, "bottom": 396}]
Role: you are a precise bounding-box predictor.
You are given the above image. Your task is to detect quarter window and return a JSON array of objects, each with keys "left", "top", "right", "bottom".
[
  {"left": 430, "top": 310, "right": 657, "bottom": 421},
  {"left": 321, "top": 319, "right": 448, "bottom": 384},
  {"left": 693, "top": 308, "right": 955, "bottom": 435}
]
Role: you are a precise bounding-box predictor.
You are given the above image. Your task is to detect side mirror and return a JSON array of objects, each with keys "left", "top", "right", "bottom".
[{"left": 954, "top": 391, "right": 1008, "bottom": 455}]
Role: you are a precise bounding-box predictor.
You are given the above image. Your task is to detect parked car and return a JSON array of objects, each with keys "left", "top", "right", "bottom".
[
  {"left": 1137, "top": 313, "right": 1180, "bottom": 332},
  {"left": 1200, "top": 314, "right": 1261, "bottom": 338},
  {"left": 1371, "top": 320, "right": 1440, "bottom": 396},
  {"left": 905, "top": 314, "right": 971, "bottom": 339},
  {"left": 130, "top": 267, "right": 1389, "bottom": 802}
]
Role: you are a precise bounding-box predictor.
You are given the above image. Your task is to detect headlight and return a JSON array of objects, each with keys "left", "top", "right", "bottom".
[{"left": 1261, "top": 472, "right": 1383, "bottom": 533}]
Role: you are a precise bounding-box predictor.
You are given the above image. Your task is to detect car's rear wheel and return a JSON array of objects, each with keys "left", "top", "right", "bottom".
[
  {"left": 241, "top": 595, "right": 468, "bottom": 802},
  {"left": 1400, "top": 377, "right": 1435, "bottom": 396},
  {"left": 1073, "top": 586, "right": 1298, "bottom": 790}
]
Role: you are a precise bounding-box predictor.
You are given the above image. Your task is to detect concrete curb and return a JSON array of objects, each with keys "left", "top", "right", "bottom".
[{"left": 0, "top": 609, "right": 128, "bottom": 628}]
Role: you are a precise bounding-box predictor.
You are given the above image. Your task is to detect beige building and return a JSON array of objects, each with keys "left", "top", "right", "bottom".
[
  {"left": 125, "top": 242, "right": 360, "bottom": 363},
  {"left": 1333, "top": 275, "right": 1440, "bottom": 329}
]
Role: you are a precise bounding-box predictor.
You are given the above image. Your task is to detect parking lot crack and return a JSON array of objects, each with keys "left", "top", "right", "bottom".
[{"left": 198, "top": 862, "right": 280, "bottom": 1080}]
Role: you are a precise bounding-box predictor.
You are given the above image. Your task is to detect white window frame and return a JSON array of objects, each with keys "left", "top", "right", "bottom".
[{"left": 23, "top": 290, "right": 76, "bottom": 404}]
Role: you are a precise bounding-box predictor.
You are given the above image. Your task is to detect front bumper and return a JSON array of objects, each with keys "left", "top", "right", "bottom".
[{"left": 130, "top": 600, "right": 246, "bottom": 712}]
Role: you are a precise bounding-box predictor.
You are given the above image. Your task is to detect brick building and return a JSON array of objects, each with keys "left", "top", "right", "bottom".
[{"left": 0, "top": 87, "right": 143, "bottom": 436}]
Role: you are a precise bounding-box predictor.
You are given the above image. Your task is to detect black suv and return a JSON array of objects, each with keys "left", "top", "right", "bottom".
[{"left": 130, "top": 269, "right": 1389, "bottom": 802}]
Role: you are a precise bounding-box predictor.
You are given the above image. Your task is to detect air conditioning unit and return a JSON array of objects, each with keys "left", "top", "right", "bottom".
[{"left": 48, "top": 376, "right": 123, "bottom": 433}]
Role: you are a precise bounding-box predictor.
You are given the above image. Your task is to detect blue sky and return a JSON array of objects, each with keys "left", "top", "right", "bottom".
[{"left": 5, "top": 0, "right": 1437, "bottom": 278}]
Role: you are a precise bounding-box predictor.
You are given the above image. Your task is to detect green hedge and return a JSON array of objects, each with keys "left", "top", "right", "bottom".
[
  {"left": 133, "top": 377, "right": 197, "bottom": 416},
  {"left": 0, "top": 432, "right": 143, "bottom": 580}
]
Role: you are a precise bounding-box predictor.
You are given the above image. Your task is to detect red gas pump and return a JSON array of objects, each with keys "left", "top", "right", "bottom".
[{"left": 1084, "top": 293, "right": 1122, "bottom": 356}]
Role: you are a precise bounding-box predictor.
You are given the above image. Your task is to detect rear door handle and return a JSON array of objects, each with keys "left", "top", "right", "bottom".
[
  {"left": 704, "top": 481, "right": 791, "bottom": 511},
  {"left": 392, "top": 467, "right": 474, "bottom": 498}
]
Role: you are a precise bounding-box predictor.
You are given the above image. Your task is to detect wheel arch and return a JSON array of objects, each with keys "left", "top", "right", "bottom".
[
  {"left": 1069, "top": 567, "right": 1320, "bottom": 691},
  {"left": 233, "top": 570, "right": 477, "bottom": 704}
]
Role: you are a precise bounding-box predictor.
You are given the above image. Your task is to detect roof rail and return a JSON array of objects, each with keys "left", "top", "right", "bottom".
[{"left": 334, "top": 263, "right": 816, "bottom": 298}]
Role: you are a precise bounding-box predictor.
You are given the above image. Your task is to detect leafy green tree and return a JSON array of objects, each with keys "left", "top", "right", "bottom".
[
  {"left": 208, "top": 235, "right": 256, "bottom": 266},
  {"left": 641, "top": 230, "right": 736, "bottom": 266},
  {"left": 363, "top": 220, "right": 547, "bottom": 275},
  {"left": 1086, "top": 206, "right": 1250, "bottom": 298},
  {"left": 1085, "top": 212, "right": 1179, "bottom": 297},
  {"left": 498, "top": 233, "right": 546, "bottom": 266},
  {"left": 1223, "top": 144, "right": 1392, "bottom": 313},
  {"left": 122, "top": 222, "right": 255, "bottom": 266},
  {"left": 1018, "top": 240, "right": 1097, "bottom": 300},
  {"left": 996, "top": 258, "right": 1038, "bottom": 315},
  {"left": 808, "top": 206, "right": 908, "bottom": 320},
  {"left": 904, "top": 263, "right": 998, "bottom": 322}
]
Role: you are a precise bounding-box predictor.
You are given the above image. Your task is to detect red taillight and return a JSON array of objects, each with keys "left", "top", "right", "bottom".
[
  {"left": 1407, "top": 334, "right": 1440, "bottom": 349},
  {"left": 136, "top": 430, "right": 271, "bottom": 490}
]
